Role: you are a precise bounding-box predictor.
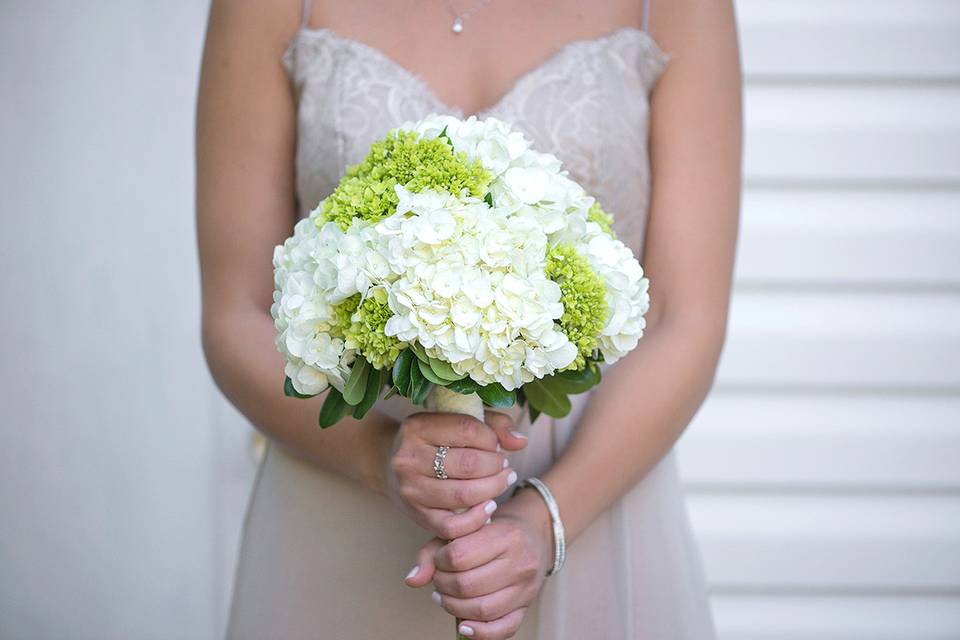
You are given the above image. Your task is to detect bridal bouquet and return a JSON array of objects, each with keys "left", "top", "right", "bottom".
[{"left": 271, "top": 113, "right": 650, "bottom": 427}]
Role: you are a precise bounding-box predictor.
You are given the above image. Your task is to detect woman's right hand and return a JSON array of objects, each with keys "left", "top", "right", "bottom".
[{"left": 385, "top": 411, "right": 528, "bottom": 540}]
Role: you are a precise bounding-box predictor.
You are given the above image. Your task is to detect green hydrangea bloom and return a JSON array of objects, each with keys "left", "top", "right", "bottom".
[
  {"left": 587, "top": 202, "right": 616, "bottom": 237},
  {"left": 342, "top": 288, "right": 406, "bottom": 369},
  {"left": 318, "top": 130, "right": 493, "bottom": 231},
  {"left": 329, "top": 294, "right": 360, "bottom": 339},
  {"left": 545, "top": 244, "right": 608, "bottom": 370}
]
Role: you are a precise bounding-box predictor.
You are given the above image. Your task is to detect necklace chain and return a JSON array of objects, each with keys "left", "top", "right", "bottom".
[{"left": 445, "top": 0, "right": 492, "bottom": 33}]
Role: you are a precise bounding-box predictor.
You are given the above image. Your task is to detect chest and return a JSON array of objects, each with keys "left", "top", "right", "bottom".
[{"left": 308, "top": 0, "right": 646, "bottom": 116}]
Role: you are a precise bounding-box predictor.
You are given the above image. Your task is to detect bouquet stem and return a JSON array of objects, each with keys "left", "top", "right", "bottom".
[
  {"left": 424, "top": 385, "right": 484, "bottom": 640},
  {"left": 425, "top": 385, "right": 485, "bottom": 421}
]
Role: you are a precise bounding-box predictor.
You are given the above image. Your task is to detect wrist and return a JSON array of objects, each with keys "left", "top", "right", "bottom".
[
  {"left": 363, "top": 417, "right": 399, "bottom": 497},
  {"left": 500, "top": 486, "right": 554, "bottom": 573}
]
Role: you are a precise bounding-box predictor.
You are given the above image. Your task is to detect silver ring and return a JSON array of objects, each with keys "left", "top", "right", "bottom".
[{"left": 433, "top": 445, "right": 450, "bottom": 479}]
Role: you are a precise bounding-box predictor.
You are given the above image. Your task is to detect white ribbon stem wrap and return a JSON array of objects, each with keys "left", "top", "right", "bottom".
[{"left": 425, "top": 385, "right": 485, "bottom": 422}]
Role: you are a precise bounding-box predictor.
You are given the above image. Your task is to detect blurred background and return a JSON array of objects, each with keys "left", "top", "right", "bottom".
[{"left": 1, "top": 1, "right": 958, "bottom": 638}]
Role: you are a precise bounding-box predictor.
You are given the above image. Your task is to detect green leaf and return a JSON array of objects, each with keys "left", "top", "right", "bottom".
[
  {"left": 428, "top": 357, "right": 467, "bottom": 381},
  {"left": 408, "top": 361, "right": 433, "bottom": 406},
  {"left": 318, "top": 388, "right": 351, "bottom": 428},
  {"left": 540, "top": 364, "right": 602, "bottom": 395},
  {"left": 528, "top": 405, "right": 542, "bottom": 424},
  {"left": 446, "top": 377, "right": 479, "bottom": 395},
  {"left": 383, "top": 385, "right": 399, "bottom": 400},
  {"left": 483, "top": 192, "right": 494, "bottom": 207},
  {"left": 353, "top": 367, "right": 386, "bottom": 420},
  {"left": 343, "top": 358, "right": 370, "bottom": 406},
  {"left": 283, "top": 376, "right": 315, "bottom": 399},
  {"left": 523, "top": 379, "right": 572, "bottom": 418},
  {"left": 557, "top": 363, "right": 602, "bottom": 387},
  {"left": 392, "top": 349, "right": 414, "bottom": 395},
  {"left": 417, "top": 358, "right": 449, "bottom": 386},
  {"left": 408, "top": 341, "right": 428, "bottom": 362},
  {"left": 476, "top": 382, "right": 517, "bottom": 408}
]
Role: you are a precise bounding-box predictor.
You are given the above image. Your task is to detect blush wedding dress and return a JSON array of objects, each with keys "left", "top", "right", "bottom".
[{"left": 226, "top": 2, "right": 716, "bottom": 638}]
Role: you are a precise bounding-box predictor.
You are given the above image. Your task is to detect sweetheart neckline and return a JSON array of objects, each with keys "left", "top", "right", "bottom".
[{"left": 286, "top": 25, "right": 669, "bottom": 118}]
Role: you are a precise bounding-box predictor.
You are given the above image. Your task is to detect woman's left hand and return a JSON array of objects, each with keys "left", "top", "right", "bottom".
[{"left": 405, "top": 487, "right": 554, "bottom": 639}]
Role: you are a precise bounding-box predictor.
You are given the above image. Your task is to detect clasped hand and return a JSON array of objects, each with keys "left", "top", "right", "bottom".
[{"left": 386, "top": 411, "right": 553, "bottom": 639}]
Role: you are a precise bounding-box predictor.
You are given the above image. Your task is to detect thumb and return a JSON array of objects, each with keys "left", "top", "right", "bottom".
[
  {"left": 484, "top": 409, "right": 528, "bottom": 452},
  {"left": 403, "top": 537, "right": 445, "bottom": 588}
]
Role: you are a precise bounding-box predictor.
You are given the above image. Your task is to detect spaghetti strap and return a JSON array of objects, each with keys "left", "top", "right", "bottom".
[
  {"left": 299, "top": 0, "right": 312, "bottom": 29},
  {"left": 641, "top": 0, "right": 651, "bottom": 32}
]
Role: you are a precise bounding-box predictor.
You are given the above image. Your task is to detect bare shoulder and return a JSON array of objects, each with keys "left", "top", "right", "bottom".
[
  {"left": 649, "top": 0, "right": 739, "bottom": 65},
  {"left": 203, "top": 0, "right": 303, "bottom": 53}
]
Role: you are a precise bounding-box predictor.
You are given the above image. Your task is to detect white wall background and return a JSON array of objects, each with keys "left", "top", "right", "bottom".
[
  {"left": 0, "top": 1, "right": 957, "bottom": 639},
  {"left": 677, "top": 1, "right": 960, "bottom": 638}
]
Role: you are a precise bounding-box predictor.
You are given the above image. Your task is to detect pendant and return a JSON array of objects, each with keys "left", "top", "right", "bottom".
[{"left": 452, "top": 17, "right": 464, "bottom": 33}]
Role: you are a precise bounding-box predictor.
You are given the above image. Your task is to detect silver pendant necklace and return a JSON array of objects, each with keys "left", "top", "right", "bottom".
[{"left": 446, "top": 0, "right": 493, "bottom": 34}]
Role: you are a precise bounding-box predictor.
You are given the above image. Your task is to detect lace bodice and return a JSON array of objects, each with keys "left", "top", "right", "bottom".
[{"left": 281, "top": 26, "right": 668, "bottom": 255}]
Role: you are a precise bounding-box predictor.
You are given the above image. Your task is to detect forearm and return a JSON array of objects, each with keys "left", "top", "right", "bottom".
[
  {"left": 539, "top": 314, "right": 724, "bottom": 544},
  {"left": 202, "top": 306, "right": 398, "bottom": 495}
]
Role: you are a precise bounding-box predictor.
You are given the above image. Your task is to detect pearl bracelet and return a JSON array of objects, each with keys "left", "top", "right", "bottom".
[{"left": 512, "top": 477, "right": 566, "bottom": 576}]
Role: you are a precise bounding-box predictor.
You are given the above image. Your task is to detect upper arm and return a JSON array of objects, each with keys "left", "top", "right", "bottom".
[
  {"left": 643, "top": 0, "right": 743, "bottom": 338},
  {"left": 196, "top": 0, "right": 302, "bottom": 322}
]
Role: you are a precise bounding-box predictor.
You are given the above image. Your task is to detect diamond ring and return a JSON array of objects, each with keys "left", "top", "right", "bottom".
[{"left": 434, "top": 445, "right": 450, "bottom": 480}]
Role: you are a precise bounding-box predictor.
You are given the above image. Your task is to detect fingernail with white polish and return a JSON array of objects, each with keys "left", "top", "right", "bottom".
[
  {"left": 507, "top": 470, "right": 518, "bottom": 485},
  {"left": 484, "top": 500, "right": 498, "bottom": 514},
  {"left": 496, "top": 442, "right": 502, "bottom": 452},
  {"left": 502, "top": 458, "right": 509, "bottom": 468},
  {"left": 511, "top": 430, "right": 528, "bottom": 440},
  {"left": 405, "top": 565, "right": 419, "bottom": 580},
  {"left": 485, "top": 517, "right": 492, "bottom": 525},
  {"left": 431, "top": 590, "right": 442, "bottom": 605},
  {"left": 458, "top": 624, "right": 475, "bottom": 637}
]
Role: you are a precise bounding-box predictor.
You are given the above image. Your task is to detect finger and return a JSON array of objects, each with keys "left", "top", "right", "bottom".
[
  {"left": 483, "top": 410, "right": 528, "bottom": 452},
  {"left": 423, "top": 442, "right": 506, "bottom": 479},
  {"left": 404, "top": 537, "right": 445, "bottom": 588},
  {"left": 415, "top": 467, "right": 517, "bottom": 510},
  {"left": 457, "top": 607, "right": 527, "bottom": 640},
  {"left": 421, "top": 499, "right": 499, "bottom": 540},
  {"left": 432, "top": 557, "right": 515, "bottom": 598},
  {"left": 435, "top": 524, "right": 511, "bottom": 572},
  {"left": 412, "top": 412, "right": 500, "bottom": 451},
  {"left": 433, "top": 584, "right": 524, "bottom": 622}
]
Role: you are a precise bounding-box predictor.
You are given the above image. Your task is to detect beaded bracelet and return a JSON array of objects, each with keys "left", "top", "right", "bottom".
[{"left": 512, "top": 477, "right": 566, "bottom": 576}]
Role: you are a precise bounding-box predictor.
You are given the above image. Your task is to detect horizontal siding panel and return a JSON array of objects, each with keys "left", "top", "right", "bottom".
[
  {"left": 716, "top": 290, "right": 960, "bottom": 389},
  {"left": 738, "top": 0, "right": 960, "bottom": 80},
  {"left": 678, "top": 394, "right": 960, "bottom": 489},
  {"left": 736, "top": 188, "right": 960, "bottom": 286},
  {"left": 712, "top": 594, "right": 960, "bottom": 640},
  {"left": 744, "top": 85, "right": 960, "bottom": 184},
  {"left": 688, "top": 493, "right": 960, "bottom": 590}
]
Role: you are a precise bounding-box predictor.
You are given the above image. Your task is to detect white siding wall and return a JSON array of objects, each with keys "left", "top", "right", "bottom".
[
  {"left": 1, "top": 1, "right": 958, "bottom": 639},
  {"left": 676, "top": 2, "right": 960, "bottom": 638}
]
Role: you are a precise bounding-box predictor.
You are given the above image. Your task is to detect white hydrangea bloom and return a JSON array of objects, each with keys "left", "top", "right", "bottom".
[
  {"left": 376, "top": 184, "right": 578, "bottom": 390},
  {"left": 270, "top": 215, "right": 380, "bottom": 395},
  {"left": 556, "top": 212, "right": 651, "bottom": 364}
]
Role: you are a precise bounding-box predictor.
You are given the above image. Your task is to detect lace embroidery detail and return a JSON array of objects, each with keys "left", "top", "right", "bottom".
[{"left": 282, "top": 27, "right": 669, "bottom": 256}]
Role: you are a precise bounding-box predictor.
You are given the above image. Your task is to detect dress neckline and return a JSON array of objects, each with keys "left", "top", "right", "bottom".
[{"left": 288, "top": 25, "right": 668, "bottom": 118}]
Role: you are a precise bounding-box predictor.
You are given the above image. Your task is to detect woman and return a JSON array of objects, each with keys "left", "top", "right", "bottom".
[{"left": 196, "top": 0, "right": 741, "bottom": 637}]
